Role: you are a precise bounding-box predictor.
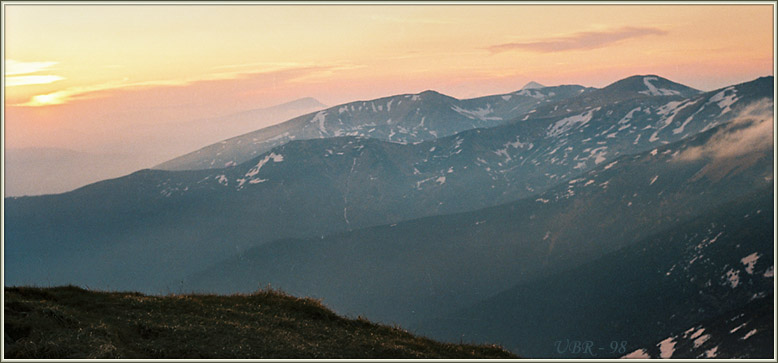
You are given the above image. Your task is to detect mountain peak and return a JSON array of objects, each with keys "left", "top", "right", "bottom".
[
  {"left": 521, "top": 81, "right": 545, "bottom": 90},
  {"left": 418, "top": 89, "right": 446, "bottom": 97},
  {"left": 283, "top": 97, "right": 327, "bottom": 109},
  {"left": 414, "top": 89, "right": 459, "bottom": 102},
  {"left": 600, "top": 75, "right": 700, "bottom": 98}
]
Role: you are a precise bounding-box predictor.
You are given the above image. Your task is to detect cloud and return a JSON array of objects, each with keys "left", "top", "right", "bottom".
[
  {"left": 16, "top": 78, "right": 137, "bottom": 107},
  {"left": 675, "top": 99, "right": 774, "bottom": 162},
  {"left": 6, "top": 75, "right": 65, "bottom": 87},
  {"left": 5, "top": 59, "right": 58, "bottom": 75},
  {"left": 14, "top": 63, "right": 359, "bottom": 107},
  {"left": 5, "top": 59, "right": 65, "bottom": 87},
  {"left": 488, "top": 26, "right": 667, "bottom": 53}
]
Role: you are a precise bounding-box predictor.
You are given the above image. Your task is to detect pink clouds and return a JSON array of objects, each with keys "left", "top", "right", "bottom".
[{"left": 489, "top": 26, "right": 668, "bottom": 53}]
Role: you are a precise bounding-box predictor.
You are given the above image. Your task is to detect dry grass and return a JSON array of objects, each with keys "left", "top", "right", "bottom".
[{"left": 4, "top": 285, "right": 517, "bottom": 359}]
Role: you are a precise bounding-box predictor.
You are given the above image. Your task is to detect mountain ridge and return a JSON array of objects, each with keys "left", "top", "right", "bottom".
[
  {"left": 153, "top": 74, "right": 746, "bottom": 172},
  {"left": 153, "top": 83, "right": 592, "bottom": 171}
]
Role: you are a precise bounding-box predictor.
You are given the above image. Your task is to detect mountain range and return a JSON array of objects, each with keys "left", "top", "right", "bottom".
[
  {"left": 4, "top": 74, "right": 774, "bottom": 358},
  {"left": 154, "top": 83, "right": 591, "bottom": 171},
  {"left": 183, "top": 121, "right": 773, "bottom": 355}
]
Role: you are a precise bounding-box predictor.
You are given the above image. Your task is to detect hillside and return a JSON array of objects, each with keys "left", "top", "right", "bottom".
[
  {"left": 623, "top": 294, "right": 774, "bottom": 359},
  {"left": 414, "top": 187, "right": 774, "bottom": 357},
  {"left": 3, "top": 286, "right": 516, "bottom": 359},
  {"left": 183, "top": 122, "right": 773, "bottom": 329}
]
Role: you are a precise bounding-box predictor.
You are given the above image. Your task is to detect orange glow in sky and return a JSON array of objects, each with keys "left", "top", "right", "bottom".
[{"left": 2, "top": 3, "right": 775, "bottom": 162}]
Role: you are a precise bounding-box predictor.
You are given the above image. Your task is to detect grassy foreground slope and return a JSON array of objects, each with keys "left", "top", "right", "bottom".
[{"left": 3, "top": 286, "right": 516, "bottom": 359}]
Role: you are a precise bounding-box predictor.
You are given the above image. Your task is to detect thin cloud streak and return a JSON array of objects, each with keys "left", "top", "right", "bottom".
[
  {"left": 489, "top": 26, "right": 668, "bottom": 53},
  {"left": 6, "top": 75, "right": 65, "bottom": 87},
  {"left": 5, "top": 59, "right": 64, "bottom": 87},
  {"left": 5, "top": 59, "right": 59, "bottom": 75},
  {"left": 13, "top": 63, "right": 357, "bottom": 107}
]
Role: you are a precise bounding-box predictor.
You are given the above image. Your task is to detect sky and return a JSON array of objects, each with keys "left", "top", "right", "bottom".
[{"left": 3, "top": 3, "right": 775, "bottom": 163}]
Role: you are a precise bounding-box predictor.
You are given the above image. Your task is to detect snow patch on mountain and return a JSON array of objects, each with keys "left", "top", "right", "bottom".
[
  {"left": 708, "top": 87, "right": 738, "bottom": 115},
  {"left": 624, "top": 348, "right": 650, "bottom": 359},
  {"left": 740, "top": 253, "right": 760, "bottom": 274},
  {"left": 594, "top": 150, "right": 608, "bottom": 164},
  {"left": 704, "top": 346, "right": 719, "bottom": 358},
  {"left": 451, "top": 104, "right": 502, "bottom": 121},
  {"left": 658, "top": 337, "right": 676, "bottom": 358},
  {"left": 547, "top": 108, "right": 599, "bottom": 137},
  {"left": 730, "top": 323, "right": 746, "bottom": 334},
  {"left": 724, "top": 268, "right": 740, "bottom": 288},
  {"left": 672, "top": 99, "right": 703, "bottom": 134},
  {"left": 741, "top": 329, "right": 757, "bottom": 340},
  {"left": 650, "top": 100, "right": 696, "bottom": 142},
  {"left": 619, "top": 107, "right": 641, "bottom": 125},
  {"left": 693, "top": 333, "right": 711, "bottom": 349},
  {"left": 311, "top": 111, "right": 328, "bottom": 135},
  {"left": 245, "top": 152, "right": 284, "bottom": 179},
  {"left": 515, "top": 89, "right": 545, "bottom": 99},
  {"left": 640, "top": 76, "right": 682, "bottom": 96},
  {"left": 265, "top": 132, "right": 292, "bottom": 144},
  {"left": 493, "top": 136, "right": 533, "bottom": 162}
]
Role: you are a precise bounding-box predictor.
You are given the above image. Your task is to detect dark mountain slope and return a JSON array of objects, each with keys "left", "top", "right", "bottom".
[
  {"left": 415, "top": 187, "right": 774, "bottom": 358},
  {"left": 184, "top": 121, "right": 773, "bottom": 330},
  {"left": 623, "top": 294, "right": 773, "bottom": 359}
]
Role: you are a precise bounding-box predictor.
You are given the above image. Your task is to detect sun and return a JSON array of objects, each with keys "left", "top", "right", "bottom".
[{"left": 26, "top": 92, "right": 66, "bottom": 106}]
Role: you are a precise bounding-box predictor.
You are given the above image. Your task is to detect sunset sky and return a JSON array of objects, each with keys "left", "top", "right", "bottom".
[{"left": 3, "top": 3, "right": 775, "bottom": 163}]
